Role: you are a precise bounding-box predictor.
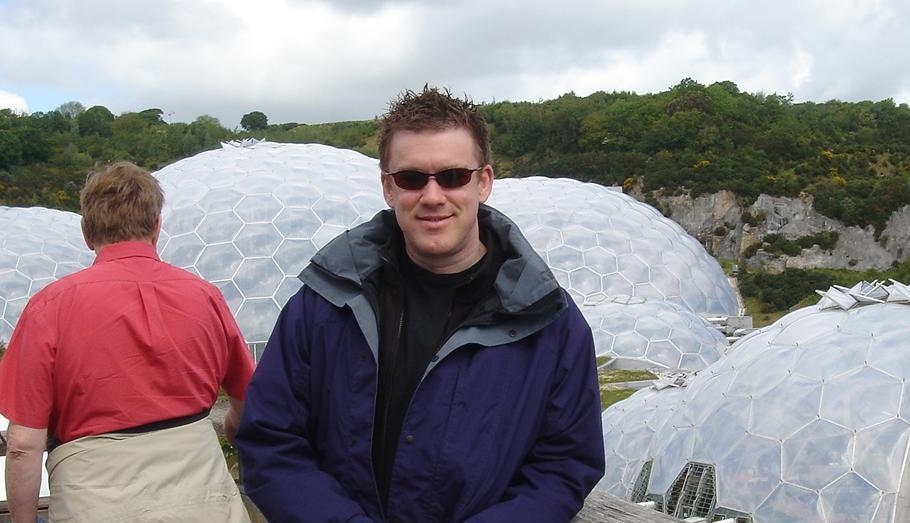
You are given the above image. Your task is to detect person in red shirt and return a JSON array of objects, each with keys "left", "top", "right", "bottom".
[{"left": 0, "top": 161, "right": 255, "bottom": 522}]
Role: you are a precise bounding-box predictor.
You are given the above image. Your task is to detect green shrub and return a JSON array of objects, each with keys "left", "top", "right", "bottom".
[
  {"left": 796, "top": 231, "right": 839, "bottom": 251},
  {"left": 741, "top": 209, "right": 766, "bottom": 226},
  {"left": 739, "top": 268, "right": 837, "bottom": 312}
]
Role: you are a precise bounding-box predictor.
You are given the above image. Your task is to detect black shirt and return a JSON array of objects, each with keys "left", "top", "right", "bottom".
[{"left": 372, "top": 228, "right": 505, "bottom": 507}]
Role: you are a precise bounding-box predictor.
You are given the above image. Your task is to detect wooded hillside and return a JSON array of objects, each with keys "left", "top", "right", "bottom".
[{"left": 2, "top": 79, "right": 909, "bottom": 235}]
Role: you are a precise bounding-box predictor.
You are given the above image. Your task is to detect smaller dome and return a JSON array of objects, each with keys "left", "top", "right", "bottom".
[
  {"left": 603, "top": 281, "right": 910, "bottom": 523},
  {"left": 582, "top": 295, "right": 728, "bottom": 371}
]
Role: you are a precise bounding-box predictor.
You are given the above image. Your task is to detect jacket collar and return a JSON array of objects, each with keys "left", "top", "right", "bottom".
[
  {"left": 303, "top": 204, "right": 560, "bottom": 315},
  {"left": 92, "top": 241, "right": 161, "bottom": 265}
]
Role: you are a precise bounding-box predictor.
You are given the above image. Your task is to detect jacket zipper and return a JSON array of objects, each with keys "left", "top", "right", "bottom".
[{"left": 370, "top": 308, "right": 404, "bottom": 520}]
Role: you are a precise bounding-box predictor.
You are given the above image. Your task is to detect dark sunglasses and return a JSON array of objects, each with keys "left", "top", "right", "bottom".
[{"left": 383, "top": 167, "right": 484, "bottom": 190}]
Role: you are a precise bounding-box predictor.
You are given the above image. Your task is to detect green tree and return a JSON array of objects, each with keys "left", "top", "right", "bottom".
[
  {"left": 77, "top": 105, "right": 115, "bottom": 136},
  {"left": 240, "top": 111, "right": 268, "bottom": 131},
  {"left": 55, "top": 101, "right": 85, "bottom": 119}
]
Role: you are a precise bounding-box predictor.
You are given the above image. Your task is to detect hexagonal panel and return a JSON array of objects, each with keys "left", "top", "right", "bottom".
[
  {"left": 161, "top": 233, "right": 205, "bottom": 268},
  {"left": 750, "top": 374, "right": 822, "bottom": 440},
  {"left": 753, "top": 484, "right": 824, "bottom": 523},
  {"left": 274, "top": 240, "right": 318, "bottom": 275},
  {"left": 782, "top": 420, "right": 853, "bottom": 491},
  {"left": 196, "top": 211, "right": 244, "bottom": 244},
  {"left": 233, "top": 223, "right": 283, "bottom": 257},
  {"left": 853, "top": 419, "right": 910, "bottom": 492},
  {"left": 235, "top": 298, "right": 281, "bottom": 345},
  {"left": 819, "top": 473, "right": 880, "bottom": 523},
  {"left": 715, "top": 435, "right": 781, "bottom": 513},
  {"left": 0, "top": 271, "right": 32, "bottom": 300},
  {"left": 163, "top": 205, "right": 205, "bottom": 236},
  {"left": 234, "top": 258, "right": 284, "bottom": 298},
  {"left": 819, "top": 367, "right": 901, "bottom": 430},
  {"left": 273, "top": 208, "right": 322, "bottom": 239},
  {"left": 195, "top": 244, "right": 244, "bottom": 281},
  {"left": 234, "top": 194, "right": 284, "bottom": 223}
]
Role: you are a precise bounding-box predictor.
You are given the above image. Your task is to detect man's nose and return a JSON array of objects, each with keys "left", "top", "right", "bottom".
[{"left": 420, "top": 177, "right": 447, "bottom": 202}]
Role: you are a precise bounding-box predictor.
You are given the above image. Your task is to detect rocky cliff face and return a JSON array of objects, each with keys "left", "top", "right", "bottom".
[{"left": 635, "top": 190, "right": 910, "bottom": 272}]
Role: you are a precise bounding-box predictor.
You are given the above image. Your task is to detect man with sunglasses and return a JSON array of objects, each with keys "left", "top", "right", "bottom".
[{"left": 237, "top": 87, "right": 604, "bottom": 522}]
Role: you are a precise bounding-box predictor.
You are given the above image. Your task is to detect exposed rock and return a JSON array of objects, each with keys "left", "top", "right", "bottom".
[{"left": 637, "top": 191, "right": 910, "bottom": 271}]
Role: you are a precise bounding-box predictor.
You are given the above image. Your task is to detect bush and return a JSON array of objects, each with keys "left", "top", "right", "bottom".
[
  {"left": 763, "top": 233, "right": 802, "bottom": 256},
  {"left": 741, "top": 209, "right": 766, "bottom": 227},
  {"left": 742, "top": 242, "right": 761, "bottom": 259},
  {"left": 796, "top": 231, "right": 839, "bottom": 251},
  {"left": 713, "top": 225, "right": 728, "bottom": 236},
  {"left": 739, "top": 269, "right": 837, "bottom": 312}
]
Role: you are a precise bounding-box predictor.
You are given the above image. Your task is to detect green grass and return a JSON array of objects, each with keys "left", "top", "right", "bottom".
[
  {"left": 599, "top": 369, "right": 657, "bottom": 384},
  {"left": 600, "top": 388, "right": 637, "bottom": 411},
  {"left": 716, "top": 257, "right": 738, "bottom": 276},
  {"left": 598, "top": 368, "right": 656, "bottom": 411}
]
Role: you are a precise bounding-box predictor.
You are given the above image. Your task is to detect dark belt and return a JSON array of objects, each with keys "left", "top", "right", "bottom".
[{"left": 47, "top": 408, "right": 212, "bottom": 452}]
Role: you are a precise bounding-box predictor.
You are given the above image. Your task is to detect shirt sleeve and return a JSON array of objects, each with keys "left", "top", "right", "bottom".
[
  {"left": 212, "top": 290, "right": 255, "bottom": 400},
  {"left": 0, "top": 299, "right": 57, "bottom": 430}
]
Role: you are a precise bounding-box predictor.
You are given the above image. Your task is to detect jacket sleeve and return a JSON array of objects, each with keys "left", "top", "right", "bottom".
[
  {"left": 464, "top": 306, "right": 606, "bottom": 523},
  {"left": 235, "top": 289, "right": 375, "bottom": 523}
]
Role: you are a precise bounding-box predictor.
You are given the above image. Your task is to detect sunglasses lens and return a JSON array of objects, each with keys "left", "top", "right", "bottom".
[
  {"left": 436, "top": 168, "right": 473, "bottom": 188},
  {"left": 389, "top": 167, "right": 478, "bottom": 190},
  {"left": 395, "top": 171, "right": 429, "bottom": 190}
]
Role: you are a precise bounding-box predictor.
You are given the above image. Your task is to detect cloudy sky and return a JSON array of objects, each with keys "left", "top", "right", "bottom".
[{"left": 1, "top": 0, "right": 908, "bottom": 128}]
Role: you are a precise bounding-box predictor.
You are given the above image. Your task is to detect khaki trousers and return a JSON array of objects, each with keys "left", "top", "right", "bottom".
[{"left": 45, "top": 418, "right": 250, "bottom": 523}]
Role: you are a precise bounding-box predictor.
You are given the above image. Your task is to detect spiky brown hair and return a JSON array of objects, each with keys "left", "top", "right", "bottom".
[{"left": 378, "top": 86, "right": 491, "bottom": 171}]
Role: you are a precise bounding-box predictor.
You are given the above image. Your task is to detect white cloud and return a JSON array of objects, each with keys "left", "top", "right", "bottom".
[
  {"left": 0, "top": 90, "right": 28, "bottom": 113},
  {"left": 0, "top": 0, "right": 908, "bottom": 125}
]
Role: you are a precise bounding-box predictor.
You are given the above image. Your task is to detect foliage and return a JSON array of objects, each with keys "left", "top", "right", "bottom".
[
  {"left": 240, "top": 111, "right": 268, "bottom": 131},
  {"left": 0, "top": 340, "right": 5, "bottom": 362},
  {"left": 750, "top": 231, "right": 841, "bottom": 258},
  {"left": 741, "top": 209, "right": 766, "bottom": 227},
  {"left": 739, "top": 257, "right": 910, "bottom": 314},
  {"left": 1, "top": 81, "right": 910, "bottom": 231},
  {"left": 739, "top": 269, "right": 837, "bottom": 311},
  {"left": 600, "top": 387, "right": 637, "bottom": 411}
]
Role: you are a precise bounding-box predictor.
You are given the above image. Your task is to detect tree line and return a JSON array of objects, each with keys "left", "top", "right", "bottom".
[{"left": 2, "top": 79, "right": 909, "bottom": 235}]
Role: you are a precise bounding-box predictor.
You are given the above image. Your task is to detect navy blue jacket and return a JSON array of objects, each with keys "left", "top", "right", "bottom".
[{"left": 236, "top": 206, "right": 604, "bottom": 522}]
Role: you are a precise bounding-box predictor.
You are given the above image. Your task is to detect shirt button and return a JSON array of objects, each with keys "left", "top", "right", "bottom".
[
  {"left": 405, "top": 434, "right": 415, "bottom": 444},
  {"left": 431, "top": 355, "right": 439, "bottom": 362},
  {"left": 508, "top": 329, "right": 517, "bottom": 337}
]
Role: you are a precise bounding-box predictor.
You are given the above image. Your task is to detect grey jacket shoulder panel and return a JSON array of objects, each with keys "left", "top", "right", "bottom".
[{"left": 297, "top": 204, "right": 566, "bottom": 355}]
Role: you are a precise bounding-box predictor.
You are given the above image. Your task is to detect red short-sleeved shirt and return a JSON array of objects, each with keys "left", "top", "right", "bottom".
[{"left": 0, "top": 241, "right": 255, "bottom": 443}]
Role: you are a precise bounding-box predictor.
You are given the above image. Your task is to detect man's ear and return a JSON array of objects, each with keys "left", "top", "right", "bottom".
[
  {"left": 477, "top": 165, "right": 494, "bottom": 203},
  {"left": 381, "top": 174, "right": 396, "bottom": 207}
]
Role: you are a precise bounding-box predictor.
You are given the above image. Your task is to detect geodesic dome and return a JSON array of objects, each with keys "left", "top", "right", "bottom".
[
  {"left": 154, "top": 142, "right": 735, "bottom": 361},
  {"left": 598, "top": 378, "right": 688, "bottom": 497},
  {"left": 488, "top": 177, "right": 737, "bottom": 316},
  {"left": 154, "top": 141, "right": 385, "bottom": 352},
  {"left": 582, "top": 295, "right": 728, "bottom": 371},
  {"left": 601, "top": 281, "right": 910, "bottom": 523},
  {"left": 0, "top": 207, "right": 93, "bottom": 342}
]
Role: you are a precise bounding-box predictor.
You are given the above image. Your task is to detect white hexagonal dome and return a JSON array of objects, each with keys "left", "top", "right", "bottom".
[
  {"left": 154, "top": 142, "right": 385, "bottom": 351},
  {"left": 154, "top": 143, "right": 735, "bottom": 363},
  {"left": 582, "top": 295, "right": 728, "bottom": 371},
  {"left": 598, "top": 281, "right": 910, "bottom": 523},
  {"left": 487, "top": 177, "right": 738, "bottom": 316},
  {"left": 0, "top": 207, "right": 93, "bottom": 342}
]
